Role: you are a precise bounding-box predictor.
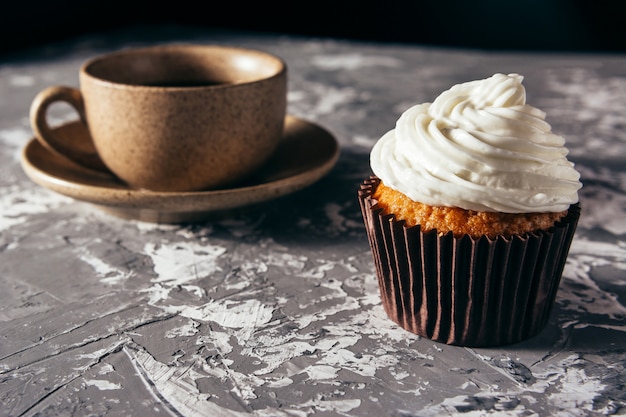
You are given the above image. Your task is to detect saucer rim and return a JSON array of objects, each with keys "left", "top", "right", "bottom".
[{"left": 21, "top": 114, "right": 340, "bottom": 220}]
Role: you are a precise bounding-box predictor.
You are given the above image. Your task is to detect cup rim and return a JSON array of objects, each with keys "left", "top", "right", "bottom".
[{"left": 79, "top": 43, "right": 287, "bottom": 90}]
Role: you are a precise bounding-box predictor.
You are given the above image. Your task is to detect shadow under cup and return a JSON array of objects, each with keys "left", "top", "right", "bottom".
[{"left": 34, "top": 44, "right": 288, "bottom": 192}]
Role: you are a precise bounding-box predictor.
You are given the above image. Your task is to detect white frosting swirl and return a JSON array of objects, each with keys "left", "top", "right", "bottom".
[{"left": 370, "top": 73, "right": 582, "bottom": 213}]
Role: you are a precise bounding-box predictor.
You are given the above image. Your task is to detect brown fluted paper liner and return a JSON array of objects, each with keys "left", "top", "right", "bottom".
[{"left": 358, "top": 176, "right": 581, "bottom": 347}]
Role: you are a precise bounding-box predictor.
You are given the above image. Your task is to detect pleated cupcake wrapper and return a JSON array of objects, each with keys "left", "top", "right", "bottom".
[{"left": 358, "top": 176, "right": 581, "bottom": 347}]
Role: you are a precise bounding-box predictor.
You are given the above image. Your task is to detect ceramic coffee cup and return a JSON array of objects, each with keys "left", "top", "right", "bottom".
[{"left": 30, "top": 44, "right": 287, "bottom": 192}]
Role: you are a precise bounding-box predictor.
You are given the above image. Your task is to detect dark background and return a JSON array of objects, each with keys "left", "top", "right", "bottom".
[{"left": 1, "top": 0, "right": 625, "bottom": 57}]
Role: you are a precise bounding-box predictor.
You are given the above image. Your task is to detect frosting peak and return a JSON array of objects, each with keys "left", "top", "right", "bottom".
[{"left": 370, "top": 73, "right": 582, "bottom": 213}]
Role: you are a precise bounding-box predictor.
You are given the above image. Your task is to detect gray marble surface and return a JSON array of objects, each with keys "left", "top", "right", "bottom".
[{"left": 1, "top": 24, "right": 625, "bottom": 417}]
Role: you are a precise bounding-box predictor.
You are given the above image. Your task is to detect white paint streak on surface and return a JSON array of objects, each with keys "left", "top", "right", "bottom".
[
  {"left": 353, "top": 133, "right": 378, "bottom": 148},
  {"left": 181, "top": 284, "right": 206, "bottom": 298},
  {"left": 0, "top": 185, "right": 69, "bottom": 231},
  {"left": 295, "top": 84, "right": 359, "bottom": 116},
  {"left": 84, "top": 379, "right": 122, "bottom": 390},
  {"left": 98, "top": 364, "right": 115, "bottom": 375},
  {"left": 311, "top": 53, "right": 402, "bottom": 71},
  {"left": 140, "top": 240, "right": 227, "bottom": 305},
  {"left": 250, "top": 340, "right": 320, "bottom": 376},
  {"left": 165, "top": 320, "right": 200, "bottom": 338},
  {"left": 299, "top": 398, "right": 362, "bottom": 414},
  {"left": 324, "top": 202, "right": 363, "bottom": 234},
  {"left": 127, "top": 346, "right": 250, "bottom": 417},
  {"left": 265, "top": 376, "right": 293, "bottom": 388},
  {"left": 560, "top": 238, "right": 626, "bottom": 318},
  {"left": 196, "top": 331, "right": 233, "bottom": 355},
  {"left": 261, "top": 250, "right": 307, "bottom": 270},
  {"left": 319, "top": 348, "right": 398, "bottom": 377},
  {"left": 416, "top": 354, "right": 609, "bottom": 416},
  {"left": 303, "top": 364, "right": 339, "bottom": 380},
  {"left": 78, "top": 249, "right": 133, "bottom": 284},
  {"left": 546, "top": 366, "right": 606, "bottom": 414},
  {"left": 141, "top": 284, "right": 171, "bottom": 306},
  {"left": 175, "top": 299, "right": 274, "bottom": 329},
  {"left": 0, "top": 126, "right": 30, "bottom": 151},
  {"left": 545, "top": 70, "right": 626, "bottom": 155},
  {"left": 9, "top": 74, "right": 35, "bottom": 87},
  {"left": 537, "top": 355, "right": 607, "bottom": 416},
  {"left": 145, "top": 241, "right": 227, "bottom": 285},
  {"left": 300, "top": 260, "right": 337, "bottom": 280},
  {"left": 579, "top": 186, "right": 626, "bottom": 235}
]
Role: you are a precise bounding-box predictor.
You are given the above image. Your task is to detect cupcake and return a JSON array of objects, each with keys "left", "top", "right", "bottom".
[{"left": 358, "top": 73, "right": 582, "bottom": 347}]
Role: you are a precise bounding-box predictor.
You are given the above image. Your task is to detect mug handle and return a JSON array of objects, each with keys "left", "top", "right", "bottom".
[{"left": 29, "top": 86, "right": 108, "bottom": 171}]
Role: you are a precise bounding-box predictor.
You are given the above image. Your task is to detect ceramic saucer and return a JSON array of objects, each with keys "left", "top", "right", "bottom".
[{"left": 21, "top": 115, "right": 340, "bottom": 223}]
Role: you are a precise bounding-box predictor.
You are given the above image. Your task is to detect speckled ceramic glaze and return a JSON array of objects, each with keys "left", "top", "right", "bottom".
[{"left": 29, "top": 44, "right": 287, "bottom": 191}]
